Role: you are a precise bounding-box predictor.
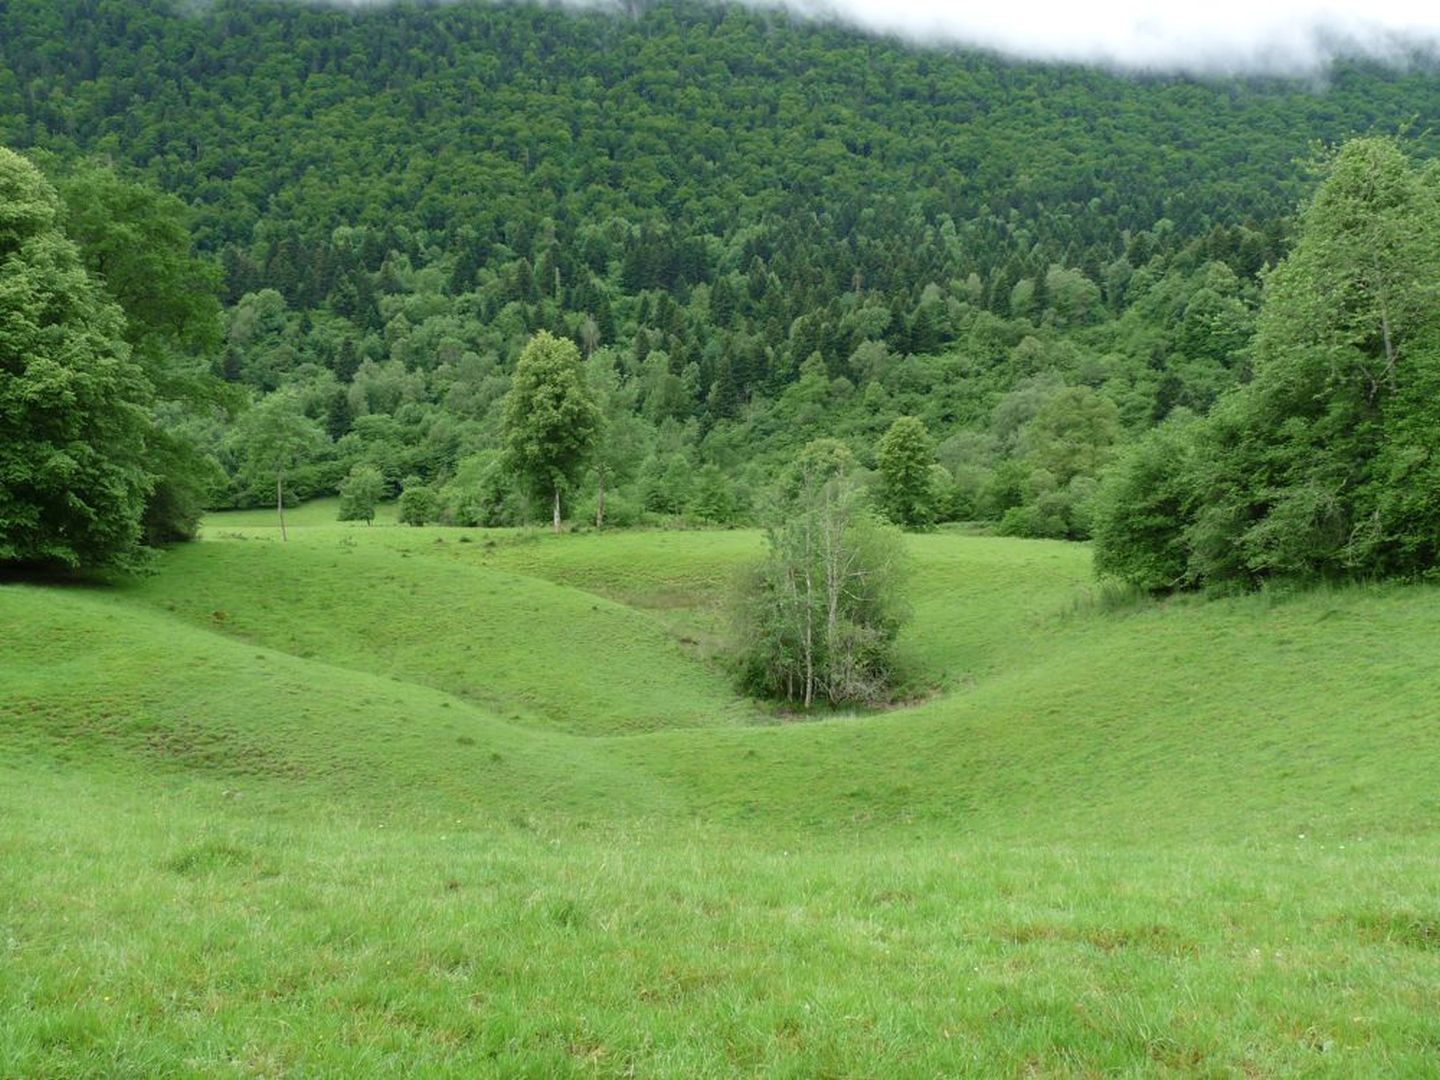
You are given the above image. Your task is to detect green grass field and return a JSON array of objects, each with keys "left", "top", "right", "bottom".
[{"left": 3, "top": 509, "right": 1439, "bottom": 1076}]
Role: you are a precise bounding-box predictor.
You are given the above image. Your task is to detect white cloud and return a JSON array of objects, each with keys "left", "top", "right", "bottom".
[{"left": 757, "top": 0, "right": 1440, "bottom": 74}]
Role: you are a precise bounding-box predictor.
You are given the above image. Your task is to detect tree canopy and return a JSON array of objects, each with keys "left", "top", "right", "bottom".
[
  {"left": 502, "top": 331, "right": 600, "bottom": 530},
  {"left": 1094, "top": 138, "right": 1440, "bottom": 590},
  {"left": 5, "top": 3, "right": 1440, "bottom": 551},
  {"left": 0, "top": 148, "right": 155, "bottom": 573}
]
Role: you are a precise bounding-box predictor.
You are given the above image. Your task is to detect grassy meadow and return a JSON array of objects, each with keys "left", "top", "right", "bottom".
[{"left": 3, "top": 508, "right": 1439, "bottom": 1076}]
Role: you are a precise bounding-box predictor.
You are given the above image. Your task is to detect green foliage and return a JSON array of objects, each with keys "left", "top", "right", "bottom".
[
  {"left": 337, "top": 463, "right": 384, "bottom": 524},
  {"left": 638, "top": 452, "right": 693, "bottom": 515},
  {"left": 56, "top": 161, "right": 228, "bottom": 544},
  {"left": 1018, "top": 386, "right": 1121, "bottom": 488},
  {"left": 876, "top": 416, "right": 936, "bottom": 529},
  {"left": 139, "top": 420, "right": 225, "bottom": 545},
  {"left": 1095, "top": 138, "right": 1440, "bottom": 590},
  {"left": 439, "top": 451, "right": 523, "bottom": 527},
  {"left": 777, "top": 437, "right": 857, "bottom": 508},
  {"left": 1091, "top": 411, "right": 1202, "bottom": 591},
  {"left": 733, "top": 472, "right": 909, "bottom": 708},
  {"left": 9, "top": 0, "right": 1435, "bottom": 537},
  {"left": 57, "top": 163, "right": 223, "bottom": 385},
  {"left": 231, "top": 388, "right": 330, "bottom": 512},
  {"left": 0, "top": 147, "right": 154, "bottom": 572},
  {"left": 690, "top": 463, "right": 736, "bottom": 523},
  {"left": 397, "top": 476, "right": 438, "bottom": 527},
  {"left": 502, "top": 331, "right": 600, "bottom": 528},
  {"left": 15, "top": 3, "right": 1440, "bottom": 559},
  {"left": 1228, "top": 137, "right": 1440, "bottom": 580}
]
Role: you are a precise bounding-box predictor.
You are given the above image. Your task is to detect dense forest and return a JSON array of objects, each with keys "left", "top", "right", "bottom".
[{"left": 5, "top": 0, "right": 1440, "bottom": 549}]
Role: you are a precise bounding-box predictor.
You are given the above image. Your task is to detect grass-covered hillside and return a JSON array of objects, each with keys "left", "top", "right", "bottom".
[{"left": 3, "top": 514, "right": 1439, "bottom": 1076}]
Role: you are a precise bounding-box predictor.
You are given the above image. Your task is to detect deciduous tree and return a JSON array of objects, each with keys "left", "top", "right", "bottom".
[
  {"left": 0, "top": 148, "right": 154, "bottom": 573},
  {"left": 398, "top": 476, "right": 438, "bottom": 526},
  {"left": 1095, "top": 138, "right": 1440, "bottom": 589},
  {"left": 338, "top": 463, "right": 384, "bottom": 524},
  {"left": 733, "top": 440, "right": 909, "bottom": 708},
  {"left": 233, "top": 389, "right": 329, "bottom": 541},
  {"left": 502, "top": 331, "right": 600, "bottom": 532},
  {"left": 876, "top": 416, "right": 936, "bottom": 529},
  {"left": 59, "top": 163, "right": 228, "bottom": 544}
]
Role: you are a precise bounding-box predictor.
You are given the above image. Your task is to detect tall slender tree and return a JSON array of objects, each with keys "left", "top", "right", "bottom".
[
  {"left": 502, "top": 331, "right": 600, "bottom": 532},
  {"left": 233, "top": 390, "right": 329, "bottom": 541},
  {"left": 877, "top": 416, "right": 937, "bottom": 529}
]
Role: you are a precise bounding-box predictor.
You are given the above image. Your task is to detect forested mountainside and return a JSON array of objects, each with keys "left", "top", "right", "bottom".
[{"left": 4, "top": 0, "right": 1439, "bottom": 534}]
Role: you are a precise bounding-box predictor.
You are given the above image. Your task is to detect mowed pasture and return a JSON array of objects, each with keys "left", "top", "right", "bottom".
[{"left": 3, "top": 511, "right": 1439, "bottom": 1077}]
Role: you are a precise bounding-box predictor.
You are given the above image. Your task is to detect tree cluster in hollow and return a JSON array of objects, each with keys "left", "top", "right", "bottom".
[{"left": 731, "top": 440, "right": 910, "bottom": 709}]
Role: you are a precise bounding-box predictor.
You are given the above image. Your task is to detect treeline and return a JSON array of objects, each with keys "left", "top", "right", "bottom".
[
  {"left": 1094, "top": 139, "right": 1440, "bottom": 591},
  {"left": 4, "top": 0, "right": 1440, "bottom": 558}
]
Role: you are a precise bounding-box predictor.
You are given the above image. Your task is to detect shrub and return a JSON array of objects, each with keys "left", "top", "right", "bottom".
[
  {"left": 1090, "top": 411, "right": 1202, "bottom": 592},
  {"left": 397, "top": 477, "right": 438, "bottom": 526}
]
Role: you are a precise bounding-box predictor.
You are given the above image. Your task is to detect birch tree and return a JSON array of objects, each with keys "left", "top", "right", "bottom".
[{"left": 732, "top": 442, "right": 909, "bottom": 708}]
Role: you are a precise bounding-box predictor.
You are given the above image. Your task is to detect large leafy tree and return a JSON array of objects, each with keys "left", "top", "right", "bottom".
[
  {"left": 1196, "top": 137, "right": 1440, "bottom": 583},
  {"left": 502, "top": 331, "right": 600, "bottom": 532},
  {"left": 0, "top": 148, "right": 154, "bottom": 573},
  {"left": 58, "top": 163, "right": 227, "bottom": 543},
  {"left": 338, "top": 463, "right": 384, "bottom": 524}
]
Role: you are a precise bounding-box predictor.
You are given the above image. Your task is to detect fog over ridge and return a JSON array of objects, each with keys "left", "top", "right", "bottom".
[
  {"left": 315, "top": 0, "right": 1440, "bottom": 76},
  {"left": 762, "top": 0, "right": 1440, "bottom": 75}
]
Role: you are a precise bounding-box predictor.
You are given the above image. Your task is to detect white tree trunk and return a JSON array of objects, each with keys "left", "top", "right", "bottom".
[
  {"left": 277, "top": 469, "right": 287, "bottom": 543},
  {"left": 553, "top": 485, "right": 562, "bottom": 534},
  {"left": 802, "top": 510, "right": 815, "bottom": 709}
]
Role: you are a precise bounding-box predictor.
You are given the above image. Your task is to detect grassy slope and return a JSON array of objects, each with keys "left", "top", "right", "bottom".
[
  {"left": 618, "top": 572, "right": 1440, "bottom": 839},
  {"left": 0, "top": 585, "right": 667, "bottom": 822},
  {"left": 480, "top": 527, "right": 1440, "bottom": 839},
  {"left": 3, "top": 510, "right": 1439, "bottom": 1076},
  {"left": 121, "top": 524, "right": 762, "bottom": 735}
]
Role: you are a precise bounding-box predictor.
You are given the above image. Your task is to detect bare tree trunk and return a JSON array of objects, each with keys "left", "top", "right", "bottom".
[
  {"left": 1380, "top": 297, "right": 1397, "bottom": 392},
  {"left": 802, "top": 510, "right": 815, "bottom": 709},
  {"left": 822, "top": 488, "right": 843, "bottom": 705},
  {"left": 596, "top": 469, "right": 606, "bottom": 529},
  {"left": 277, "top": 469, "right": 287, "bottom": 543},
  {"left": 553, "top": 485, "right": 562, "bottom": 534}
]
